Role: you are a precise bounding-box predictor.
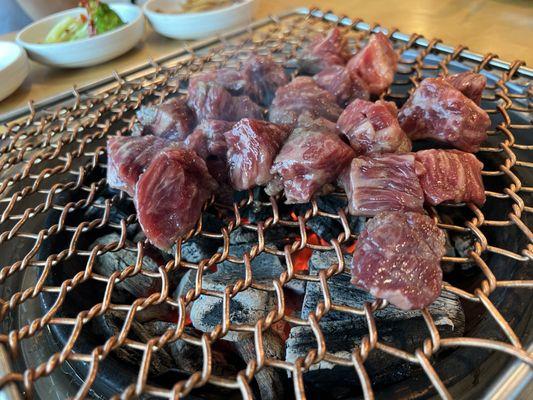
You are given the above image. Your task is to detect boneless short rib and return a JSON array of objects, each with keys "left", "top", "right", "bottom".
[
  {"left": 299, "top": 28, "right": 351, "bottom": 74},
  {"left": 135, "top": 147, "right": 218, "bottom": 250},
  {"left": 416, "top": 149, "right": 486, "bottom": 206},
  {"left": 135, "top": 97, "right": 195, "bottom": 141},
  {"left": 444, "top": 71, "right": 486, "bottom": 105},
  {"left": 338, "top": 154, "right": 425, "bottom": 216},
  {"left": 225, "top": 119, "right": 290, "bottom": 191},
  {"left": 107, "top": 135, "right": 171, "bottom": 196},
  {"left": 346, "top": 32, "right": 398, "bottom": 96},
  {"left": 337, "top": 99, "right": 411, "bottom": 155},
  {"left": 267, "top": 116, "right": 355, "bottom": 203},
  {"left": 269, "top": 77, "right": 342, "bottom": 127},
  {"left": 398, "top": 78, "right": 490, "bottom": 152},
  {"left": 243, "top": 54, "right": 289, "bottom": 106},
  {"left": 351, "top": 211, "right": 446, "bottom": 310},
  {"left": 184, "top": 120, "right": 235, "bottom": 159},
  {"left": 313, "top": 65, "right": 370, "bottom": 107}
]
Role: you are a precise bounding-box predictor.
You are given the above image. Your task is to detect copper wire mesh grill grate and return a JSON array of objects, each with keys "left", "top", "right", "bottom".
[{"left": 0, "top": 8, "right": 532, "bottom": 400}]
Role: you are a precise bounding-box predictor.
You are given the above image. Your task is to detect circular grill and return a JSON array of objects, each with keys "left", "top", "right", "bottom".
[{"left": 0, "top": 8, "right": 531, "bottom": 400}]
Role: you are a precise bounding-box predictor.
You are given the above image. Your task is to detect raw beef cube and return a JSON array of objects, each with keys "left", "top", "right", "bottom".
[
  {"left": 135, "top": 148, "right": 218, "bottom": 250},
  {"left": 398, "top": 78, "right": 490, "bottom": 152},
  {"left": 444, "top": 71, "right": 486, "bottom": 105},
  {"left": 184, "top": 120, "right": 235, "bottom": 159},
  {"left": 267, "top": 116, "right": 355, "bottom": 204},
  {"left": 351, "top": 211, "right": 446, "bottom": 310},
  {"left": 135, "top": 97, "right": 195, "bottom": 141},
  {"left": 338, "top": 154, "right": 425, "bottom": 216},
  {"left": 314, "top": 65, "right": 370, "bottom": 106},
  {"left": 268, "top": 77, "right": 342, "bottom": 127},
  {"left": 225, "top": 119, "right": 290, "bottom": 190},
  {"left": 337, "top": 99, "right": 411, "bottom": 155},
  {"left": 346, "top": 32, "right": 398, "bottom": 95},
  {"left": 187, "top": 82, "right": 233, "bottom": 121},
  {"left": 299, "top": 27, "right": 351, "bottom": 74},
  {"left": 187, "top": 82, "right": 262, "bottom": 122},
  {"left": 107, "top": 135, "right": 170, "bottom": 196},
  {"left": 188, "top": 69, "right": 248, "bottom": 95},
  {"left": 228, "top": 95, "right": 264, "bottom": 121},
  {"left": 243, "top": 54, "right": 289, "bottom": 106},
  {"left": 415, "top": 149, "right": 486, "bottom": 206}
]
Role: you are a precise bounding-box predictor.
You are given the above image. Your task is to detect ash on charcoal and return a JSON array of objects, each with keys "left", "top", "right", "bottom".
[
  {"left": 91, "top": 311, "right": 174, "bottom": 376},
  {"left": 289, "top": 250, "right": 466, "bottom": 387},
  {"left": 229, "top": 225, "right": 298, "bottom": 247},
  {"left": 168, "top": 327, "right": 240, "bottom": 377},
  {"left": 93, "top": 233, "right": 162, "bottom": 299},
  {"left": 234, "top": 331, "right": 286, "bottom": 399},
  {"left": 190, "top": 245, "right": 285, "bottom": 341},
  {"left": 84, "top": 196, "right": 138, "bottom": 237}
]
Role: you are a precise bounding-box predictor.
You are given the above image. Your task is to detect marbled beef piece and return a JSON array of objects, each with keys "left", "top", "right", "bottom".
[
  {"left": 398, "top": 78, "right": 490, "bottom": 152},
  {"left": 184, "top": 120, "right": 235, "bottom": 159},
  {"left": 187, "top": 82, "right": 262, "bottom": 122},
  {"left": 299, "top": 28, "right": 351, "bottom": 74},
  {"left": 188, "top": 69, "right": 249, "bottom": 95},
  {"left": 351, "top": 211, "right": 446, "bottom": 310},
  {"left": 135, "top": 97, "right": 195, "bottom": 141},
  {"left": 313, "top": 65, "right": 370, "bottom": 106},
  {"left": 267, "top": 116, "right": 355, "bottom": 204},
  {"left": 338, "top": 154, "right": 425, "bottom": 216},
  {"left": 268, "top": 77, "right": 342, "bottom": 127},
  {"left": 444, "top": 71, "right": 486, "bottom": 105},
  {"left": 415, "top": 149, "right": 486, "bottom": 206},
  {"left": 135, "top": 148, "right": 217, "bottom": 250},
  {"left": 107, "top": 136, "right": 170, "bottom": 196},
  {"left": 337, "top": 99, "right": 411, "bottom": 155},
  {"left": 346, "top": 32, "right": 398, "bottom": 96},
  {"left": 225, "top": 119, "right": 290, "bottom": 191},
  {"left": 243, "top": 54, "right": 289, "bottom": 106}
]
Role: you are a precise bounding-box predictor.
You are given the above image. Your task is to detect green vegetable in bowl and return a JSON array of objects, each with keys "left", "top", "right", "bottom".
[{"left": 44, "top": 0, "right": 124, "bottom": 44}]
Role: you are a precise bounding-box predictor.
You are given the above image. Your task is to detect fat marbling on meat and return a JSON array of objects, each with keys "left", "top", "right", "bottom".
[
  {"left": 313, "top": 65, "right": 370, "bottom": 106},
  {"left": 184, "top": 119, "right": 235, "bottom": 159},
  {"left": 135, "top": 97, "right": 195, "bottom": 141},
  {"left": 243, "top": 54, "right": 289, "bottom": 106},
  {"left": 444, "top": 71, "right": 486, "bottom": 105},
  {"left": 398, "top": 77, "right": 490, "bottom": 152},
  {"left": 346, "top": 32, "right": 398, "bottom": 96},
  {"left": 267, "top": 115, "right": 355, "bottom": 204},
  {"left": 188, "top": 68, "right": 249, "bottom": 95},
  {"left": 299, "top": 27, "right": 351, "bottom": 74},
  {"left": 338, "top": 153, "right": 425, "bottom": 216},
  {"left": 351, "top": 211, "right": 446, "bottom": 310},
  {"left": 135, "top": 147, "right": 218, "bottom": 250},
  {"left": 337, "top": 99, "right": 411, "bottom": 155},
  {"left": 268, "top": 77, "right": 342, "bottom": 127},
  {"left": 225, "top": 119, "right": 290, "bottom": 191},
  {"left": 107, "top": 135, "right": 170, "bottom": 196},
  {"left": 416, "top": 149, "right": 486, "bottom": 206}
]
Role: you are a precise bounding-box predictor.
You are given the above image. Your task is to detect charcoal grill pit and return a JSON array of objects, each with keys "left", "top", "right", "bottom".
[{"left": 0, "top": 7, "right": 532, "bottom": 400}]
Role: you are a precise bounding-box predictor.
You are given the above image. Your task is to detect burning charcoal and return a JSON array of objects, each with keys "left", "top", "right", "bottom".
[
  {"left": 93, "top": 233, "right": 162, "bottom": 298},
  {"left": 84, "top": 196, "right": 138, "bottom": 237},
  {"left": 92, "top": 311, "right": 174, "bottom": 376},
  {"left": 289, "top": 252, "right": 465, "bottom": 387},
  {"left": 234, "top": 331, "right": 286, "bottom": 399},
  {"left": 168, "top": 327, "right": 204, "bottom": 373},
  {"left": 305, "top": 250, "right": 465, "bottom": 330},
  {"left": 135, "top": 303, "right": 176, "bottom": 323},
  {"left": 190, "top": 246, "right": 285, "bottom": 341},
  {"left": 229, "top": 227, "right": 259, "bottom": 245}
]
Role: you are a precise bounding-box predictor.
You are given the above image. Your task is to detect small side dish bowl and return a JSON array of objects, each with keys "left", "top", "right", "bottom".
[
  {"left": 0, "top": 42, "right": 29, "bottom": 102},
  {"left": 143, "top": 0, "right": 256, "bottom": 40},
  {"left": 16, "top": 4, "right": 144, "bottom": 68}
]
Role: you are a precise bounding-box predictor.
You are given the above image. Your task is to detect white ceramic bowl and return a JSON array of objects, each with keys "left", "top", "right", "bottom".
[
  {"left": 16, "top": 4, "right": 144, "bottom": 68},
  {"left": 0, "top": 42, "right": 29, "bottom": 102},
  {"left": 143, "top": 0, "right": 256, "bottom": 40}
]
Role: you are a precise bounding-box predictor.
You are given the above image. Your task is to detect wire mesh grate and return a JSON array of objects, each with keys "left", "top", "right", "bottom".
[{"left": 0, "top": 8, "right": 531, "bottom": 400}]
